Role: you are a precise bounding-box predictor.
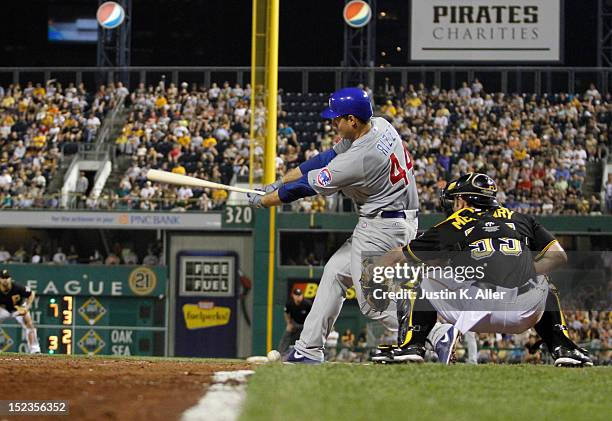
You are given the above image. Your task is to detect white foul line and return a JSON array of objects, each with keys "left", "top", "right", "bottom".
[{"left": 181, "top": 370, "right": 255, "bottom": 421}]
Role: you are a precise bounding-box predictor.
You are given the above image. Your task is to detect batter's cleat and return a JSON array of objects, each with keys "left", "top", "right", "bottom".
[
  {"left": 371, "top": 344, "right": 397, "bottom": 364},
  {"left": 433, "top": 325, "right": 460, "bottom": 365},
  {"left": 552, "top": 346, "right": 593, "bottom": 367},
  {"left": 284, "top": 348, "right": 322, "bottom": 364},
  {"left": 392, "top": 344, "right": 426, "bottom": 363}
]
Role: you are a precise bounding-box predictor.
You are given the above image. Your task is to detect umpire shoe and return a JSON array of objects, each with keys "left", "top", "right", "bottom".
[
  {"left": 552, "top": 346, "right": 594, "bottom": 367},
  {"left": 284, "top": 348, "right": 322, "bottom": 364},
  {"left": 371, "top": 344, "right": 397, "bottom": 364},
  {"left": 392, "top": 344, "right": 426, "bottom": 363}
]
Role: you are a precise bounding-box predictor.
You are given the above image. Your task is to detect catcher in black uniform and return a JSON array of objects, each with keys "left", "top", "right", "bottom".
[
  {"left": 363, "top": 173, "right": 593, "bottom": 367},
  {"left": 0, "top": 269, "right": 41, "bottom": 354}
]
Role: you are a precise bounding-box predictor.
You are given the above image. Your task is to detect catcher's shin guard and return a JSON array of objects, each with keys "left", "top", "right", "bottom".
[
  {"left": 534, "top": 284, "right": 575, "bottom": 351},
  {"left": 534, "top": 285, "right": 593, "bottom": 366},
  {"left": 397, "top": 285, "right": 437, "bottom": 348}
]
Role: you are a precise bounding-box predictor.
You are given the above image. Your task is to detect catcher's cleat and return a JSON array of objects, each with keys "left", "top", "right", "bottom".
[
  {"left": 552, "top": 346, "right": 593, "bottom": 367},
  {"left": 371, "top": 344, "right": 397, "bottom": 364},
  {"left": 392, "top": 344, "right": 426, "bottom": 363},
  {"left": 433, "top": 325, "right": 460, "bottom": 365}
]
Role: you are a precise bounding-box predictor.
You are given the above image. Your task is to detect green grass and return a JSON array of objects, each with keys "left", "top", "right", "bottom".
[{"left": 240, "top": 364, "right": 612, "bottom": 421}]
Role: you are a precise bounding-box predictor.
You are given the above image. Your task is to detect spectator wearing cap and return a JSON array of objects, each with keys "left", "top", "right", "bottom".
[{"left": 278, "top": 287, "right": 312, "bottom": 354}]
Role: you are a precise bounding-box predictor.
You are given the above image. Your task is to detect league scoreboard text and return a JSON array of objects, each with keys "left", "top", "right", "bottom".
[
  {"left": 47, "top": 296, "right": 73, "bottom": 354},
  {"left": 0, "top": 266, "right": 167, "bottom": 356}
]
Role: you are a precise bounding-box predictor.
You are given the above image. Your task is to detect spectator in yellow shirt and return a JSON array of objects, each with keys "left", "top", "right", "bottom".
[
  {"left": 381, "top": 100, "right": 397, "bottom": 117},
  {"left": 18, "top": 99, "right": 28, "bottom": 113},
  {"left": 155, "top": 96, "right": 168, "bottom": 109},
  {"left": 33, "top": 133, "right": 46, "bottom": 148},
  {"left": 406, "top": 93, "right": 422, "bottom": 108},
  {"left": 513, "top": 148, "right": 528, "bottom": 161},
  {"left": 527, "top": 135, "right": 541, "bottom": 151},
  {"left": 177, "top": 135, "right": 191, "bottom": 147},
  {"left": 1, "top": 96, "right": 15, "bottom": 108},
  {"left": 204, "top": 137, "right": 217, "bottom": 148},
  {"left": 172, "top": 164, "right": 186, "bottom": 175},
  {"left": 33, "top": 84, "right": 46, "bottom": 97},
  {"left": 2, "top": 115, "right": 15, "bottom": 127},
  {"left": 212, "top": 189, "right": 228, "bottom": 202}
]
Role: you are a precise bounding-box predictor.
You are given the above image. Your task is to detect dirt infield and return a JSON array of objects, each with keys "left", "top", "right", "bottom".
[{"left": 0, "top": 355, "right": 251, "bottom": 421}]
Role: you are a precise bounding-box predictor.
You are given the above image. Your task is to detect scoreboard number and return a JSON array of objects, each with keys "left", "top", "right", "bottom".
[
  {"left": 62, "top": 329, "right": 72, "bottom": 355},
  {"left": 46, "top": 296, "right": 74, "bottom": 354},
  {"left": 47, "top": 329, "right": 73, "bottom": 355},
  {"left": 48, "top": 335, "right": 58, "bottom": 351},
  {"left": 47, "top": 296, "right": 73, "bottom": 325},
  {"left": 128, "top": 267, "right": 157, "bottom": 296},
  {"left": 62, "top": 296, "right": 73, "bottom": 325}
]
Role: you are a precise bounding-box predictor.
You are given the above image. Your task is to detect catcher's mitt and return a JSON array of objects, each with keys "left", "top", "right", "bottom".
[{"left": 360, "top": 256, "right": 393, "bottom": 312}]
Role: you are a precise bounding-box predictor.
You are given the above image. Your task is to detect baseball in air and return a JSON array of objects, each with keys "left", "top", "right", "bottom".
[{"left": 267, "top": 350, "right": 281, "bottom": 362}]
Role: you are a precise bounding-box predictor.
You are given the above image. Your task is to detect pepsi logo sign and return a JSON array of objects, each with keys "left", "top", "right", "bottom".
[
  {"left": 97, "top": 1, "right": 125, "bottom": 29},
  {"left": 343, "top": 1, "right": 372, "bottom": 29}
]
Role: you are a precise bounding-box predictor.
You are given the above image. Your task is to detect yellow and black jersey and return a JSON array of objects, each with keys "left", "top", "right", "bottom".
[
  {"left": 404, "top": 207, "right": 557, "bottom": 288},
  {"left": 0, "top": 282, "right": 32, "bottom": 312}
]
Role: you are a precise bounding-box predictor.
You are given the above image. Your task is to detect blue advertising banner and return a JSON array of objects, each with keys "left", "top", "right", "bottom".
[{"left": 173, "top": 251, "right": 238, "bottom": 357}]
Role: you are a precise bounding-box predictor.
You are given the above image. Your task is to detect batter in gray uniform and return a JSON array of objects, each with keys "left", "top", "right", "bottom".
[{"left": 248, "top": 87, "right": 418, "bottom": 362}]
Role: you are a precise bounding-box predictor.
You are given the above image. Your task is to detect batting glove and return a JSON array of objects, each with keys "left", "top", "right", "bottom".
[
  {"left": 263, "top": 178, "right": 283, "bottom": 193},
  {"left": 247, "top": 190, "right": 265, "bottom": 208}
]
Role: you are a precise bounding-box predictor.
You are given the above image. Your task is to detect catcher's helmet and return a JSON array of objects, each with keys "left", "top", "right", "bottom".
[
  {"left": 321, "top": 87, "right": 373, "bottom": 122},
  {"left": 439, "top": 172, "right": 499, "bottom": 214}
]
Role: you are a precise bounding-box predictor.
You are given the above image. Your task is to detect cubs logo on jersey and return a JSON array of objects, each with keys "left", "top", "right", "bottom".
[{"left": 317, "top": 168, "right": 332, "bottom": 186}]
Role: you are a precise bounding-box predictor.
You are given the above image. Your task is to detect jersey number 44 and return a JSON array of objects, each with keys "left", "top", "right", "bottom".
[{"left": 389, "top": 146, "right": 413, "bottom": 186}]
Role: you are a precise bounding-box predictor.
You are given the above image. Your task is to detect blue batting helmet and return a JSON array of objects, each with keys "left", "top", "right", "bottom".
[{"left": 321, "top": 87, "right": 373, "bottom": 121}]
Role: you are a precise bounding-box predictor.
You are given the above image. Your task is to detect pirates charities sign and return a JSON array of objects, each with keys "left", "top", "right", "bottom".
[{"left": 410, "top": 0, "right": 562, "bottom": 61}]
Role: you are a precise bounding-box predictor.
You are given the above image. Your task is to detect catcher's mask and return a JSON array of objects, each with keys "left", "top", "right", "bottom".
[{"left": 439, "top": 172, "right": 499, "bottom": 215}]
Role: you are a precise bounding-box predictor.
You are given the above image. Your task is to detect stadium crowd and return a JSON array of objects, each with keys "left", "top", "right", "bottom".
[
  {"left": 469, "top": 310, "right": 611, "bottom": 365},
  {"left": 111, "top": 81, "right": 253, "bottom": 211},
  {"left": 0, "top": 79, "right": 610, "bottom": 214},
  {"left": 0, "top": 239, "right": 162, "bottom": 266},
  {"left": 374, "top": 81, "right": 609, "bottom": 215},
  {"left": 111, "top": 78, "right": 609, "bottom": 214},
  {"left": 0, "top": 80, "right": 125, "bottom": 209}
]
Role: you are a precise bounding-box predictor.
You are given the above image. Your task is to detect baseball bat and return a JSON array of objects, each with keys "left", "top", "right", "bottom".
[{"left": 146, "top": 169, "right": 265, "bottom": 195}]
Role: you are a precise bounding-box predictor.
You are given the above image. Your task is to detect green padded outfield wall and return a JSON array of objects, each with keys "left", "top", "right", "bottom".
[{"left": 0, "top": 265, "right": 167, "bottom": 356}]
